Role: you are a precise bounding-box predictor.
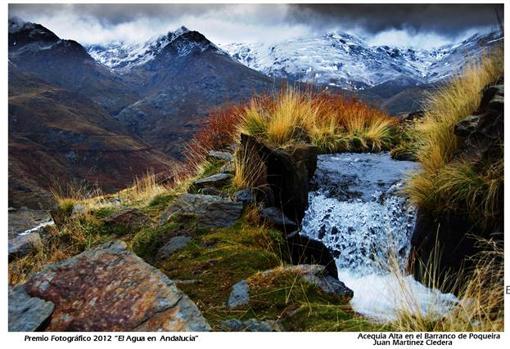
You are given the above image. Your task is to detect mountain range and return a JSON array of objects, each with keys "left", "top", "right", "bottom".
[
  {"left": 8, "top": 17, "right": 502, "bottom": 208},
  {"left": 221, "top": 31, "right": 502, "bottom": 89}
]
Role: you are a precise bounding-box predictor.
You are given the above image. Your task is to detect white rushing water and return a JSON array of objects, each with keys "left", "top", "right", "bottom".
[
  {"left": 18, "top": 220, "right": 54, "bottom": 236},
  {"left": 301, "top": 153, "right": 458, "bottom": 322}
]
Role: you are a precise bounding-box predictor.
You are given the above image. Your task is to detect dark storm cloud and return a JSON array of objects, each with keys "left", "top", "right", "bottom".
[
  {"left": 290, "top": 4, "right": 503, "bottom": 35},
  {"left": 8, "top": 3, "right": 503, "bottom": 47}
]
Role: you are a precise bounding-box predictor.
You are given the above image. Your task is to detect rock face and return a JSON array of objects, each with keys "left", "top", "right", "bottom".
[
  {"left": 8, "top": 232, "right": 43, "bottom": 261},
  {"left": 240, "top": 134, "right": 317, "bottom": 223},
  {"left": 454, "top": 84, "right": 504, "bottom": 166},
  {"left": 227, "top": 280, "right": 250, "bottom": 309},
  {"left": 9, "top": 285, "right": 54, "bottom": 332},
  {"left": 161, "top": 194, "right": 243, "bottom": 228},
  {"left": 23, "top": 241, "right": 210, "bottom": 331}
]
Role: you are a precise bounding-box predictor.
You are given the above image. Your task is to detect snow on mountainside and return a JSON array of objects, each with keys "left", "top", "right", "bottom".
[
  {"left": 88, "top": 26, "right": 227, "bottom": 72},
  {"left": 220, "top": 31, "right": 502, "bottom": 90}
]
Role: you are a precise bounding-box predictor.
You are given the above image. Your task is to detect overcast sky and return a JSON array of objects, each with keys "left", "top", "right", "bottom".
[{"left": 9, "top": 3, "right": 503, "bottom": 49}]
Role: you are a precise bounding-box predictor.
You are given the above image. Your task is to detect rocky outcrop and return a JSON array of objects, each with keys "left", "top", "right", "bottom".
[
  {"left": 23, "top": 240, "right": 210, "bottom": 331},
  {"left": 8, "top": 232, "right": 43, "bottom": 261},
  {"left": 9, "top": 285, "right": 54, "bottom": 331},
  {"left": 161, "top": 194, "right": 243, "bottom": 228},
  {"left": 454, "top": 84, "right": 504, "bottom": 166},
  {"left": 240, "top": 134, "right": 317, "bottom": 223},
  {"left": 411, "top": 81, "right": 504, "bottom": 283}
]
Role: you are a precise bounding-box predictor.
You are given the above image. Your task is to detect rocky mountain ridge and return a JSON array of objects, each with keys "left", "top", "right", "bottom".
[{"left": 221, "top": 31, "right": 502, "bottom": 90}]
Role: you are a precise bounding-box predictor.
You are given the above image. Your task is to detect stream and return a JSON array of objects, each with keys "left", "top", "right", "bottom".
[{"left": 301, "top": 153, "right": 458, "bottom": 322}]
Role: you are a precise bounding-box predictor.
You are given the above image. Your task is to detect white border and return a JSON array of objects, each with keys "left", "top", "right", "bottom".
[{"left": 1, "top": 1, "right": 507, "bottom": 348}]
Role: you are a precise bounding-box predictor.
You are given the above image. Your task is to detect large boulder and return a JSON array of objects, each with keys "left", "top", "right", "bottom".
[
  {"left": 454, "top": 83, "right": 504, "bottom": 166},
  {"left": 161, "top": 194, "right": 243, "bottom": 228},
  {"left": 23, "top": 240, "right": 210, "bottom": 331},
  {"left": 286, "top": 232, "right": 338, "bottom": 279},
  {"left": 9, "top": 285, "right": 54, "bottom": 331},
  {"left": 240, "top": 134, "right": 317, "bottom": 223}
]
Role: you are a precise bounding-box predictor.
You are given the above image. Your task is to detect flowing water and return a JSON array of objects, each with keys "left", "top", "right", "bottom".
[{"left": 301, "top": 153, "right": 458, "bottom": 322}]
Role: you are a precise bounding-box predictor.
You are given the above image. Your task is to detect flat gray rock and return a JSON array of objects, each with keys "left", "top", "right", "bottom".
[
  {"left": 194, "top": 173, "right": 232, "bottom": 189},
  {"left": 9, "top": 285, "right": 54, "bottom": 332},
  {"left": 234, "top": 189, "right": 255, "bottom": 206},
  {"left": 8, "top": 232, "right": 43, "bottom": 261},
  {"left": 162, "top": 194, "right": 243, "bottom": 228},
  {"left": 207, "top": 150, "right": 233, "bottom": 162},
  {"left": 157, "top": 235, "right": 192, "bottom": 260},
  {"left": 227, "top": 280, "right": 250, "bottom": 309}
]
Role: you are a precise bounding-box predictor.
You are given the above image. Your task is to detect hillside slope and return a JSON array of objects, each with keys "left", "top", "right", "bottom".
[{"left": 9, "top": 65, "right": 172, "bottom": 209}]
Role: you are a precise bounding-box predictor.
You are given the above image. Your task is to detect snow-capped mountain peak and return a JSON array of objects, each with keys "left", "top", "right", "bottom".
[
  {"left": 87, "top": 25, "right": 220, "bottom": 71},
  {"left": 221, "top": 30, "right": 502, "bottom": 90}
]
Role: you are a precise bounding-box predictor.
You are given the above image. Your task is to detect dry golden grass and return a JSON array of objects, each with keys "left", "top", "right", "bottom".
[
  {"left": 391, "top": 238, "right": 503, "bottom": 331},
  {"left": 406, "top": 48, "right": 503, "bottom": 220},
  {"left": 50, "top": 170, "right": 178, "bottom": 217},
  {"left": 238, "top": 88, "right": 396, "bottom": 152},
  {"left": 118, "top": 171, "right": 168, "bottom": 205},
  {"left": 232, "top": 141, "right": 267, "bottom": 190}
]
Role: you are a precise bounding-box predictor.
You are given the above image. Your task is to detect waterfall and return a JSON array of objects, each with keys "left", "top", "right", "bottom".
[{"left": 301, "top": 153, "right": 458, "bottom": 322}]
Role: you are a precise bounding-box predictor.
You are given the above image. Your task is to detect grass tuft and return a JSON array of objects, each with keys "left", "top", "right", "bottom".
[
  {"left": 405, "top": 48, "right": 503, "bottom": 223},
  {"left": 392, "top": 238, "right": 503, "bottom": 331},
  {"left": 237, "top": 88, "right": 396, "bottom": 152}
]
